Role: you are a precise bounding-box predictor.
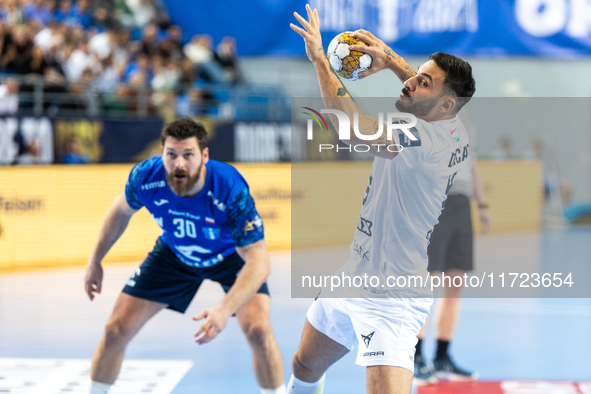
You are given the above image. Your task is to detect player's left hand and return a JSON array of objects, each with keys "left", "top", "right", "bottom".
[
  {"left": 479, "top": 208, "right": 492, "bottom": 234},
  {"left": 290, "top": 4, "right": 325, "bottom": 65},
  {"left": 349, "top": 29, "right": 400, "bottom": 78},
  {"left": 192, "top": 305, "right": 232, "bottom": 345}
]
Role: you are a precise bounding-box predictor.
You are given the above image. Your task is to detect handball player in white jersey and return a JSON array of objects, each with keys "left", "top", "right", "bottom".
[{"left": 290, "top": 5, "right": 476, "bottom": 394}]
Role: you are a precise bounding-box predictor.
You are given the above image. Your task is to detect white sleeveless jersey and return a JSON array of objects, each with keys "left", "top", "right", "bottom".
[{"left": 341, "top": 115, "right": 470, "bottom": 298}]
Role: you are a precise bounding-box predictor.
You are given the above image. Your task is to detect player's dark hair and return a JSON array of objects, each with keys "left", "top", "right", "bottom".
[
  {"left": 161, "top": 118, "right": 208, "bottom": 151},
  {"left": 429, "top": 52, "right": 476, "bottom": 113}
]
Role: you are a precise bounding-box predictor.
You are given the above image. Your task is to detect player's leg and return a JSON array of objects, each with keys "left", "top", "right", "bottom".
[
  {"left": 288, "top": 297, "right": 357, "bottom": 393},
  {"left": 289, "top": 319, "right": 350, "bottom": 393},
  {"left": 236, "top": 293, "right": 285, "bottom": 393},
  {"left": 434, "top": 269, "right": 464, "bottom": 342},
  {"left": 366, "top": 365, "right": 414, "bottom": 394},
  {"left": 346, "top": 298, "right": 428, "bottom": 393},
  {"left": 91, "top": 293, "right": 166, "bottom": 386},
  {"left": 432, "top": 195, "right": 477, "bottom": 380}
]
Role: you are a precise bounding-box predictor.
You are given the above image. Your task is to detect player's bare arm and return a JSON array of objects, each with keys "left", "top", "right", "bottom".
[
  {"left": 291, "top": 4, "right": 398, "bottom": 159},
  {"left": 84, "top": 193, "right": 138, "bottom": 300},
  {"left": 193, "top": 239, "right": 270, "bottom": 345},
  {"left": 349, "top": 30, "right": 417, "bottom": 82}
]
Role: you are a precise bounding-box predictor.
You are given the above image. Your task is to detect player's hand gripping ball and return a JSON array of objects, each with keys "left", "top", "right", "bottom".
[{"left": 327, "top": 32, "right": 372, "bottom": 81}]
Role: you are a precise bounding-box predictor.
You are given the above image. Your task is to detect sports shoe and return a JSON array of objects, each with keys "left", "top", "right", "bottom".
[
  {"left": 413, "top": 355, "right": 438, "bottom": 385},
  {"left": 433, "top": 354, "right": 478, "bottom": 381}
]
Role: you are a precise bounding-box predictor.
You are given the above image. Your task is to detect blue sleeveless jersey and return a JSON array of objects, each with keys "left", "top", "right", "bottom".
[{"left": 125, "top": 157, "right": 264, "bottom": 268}]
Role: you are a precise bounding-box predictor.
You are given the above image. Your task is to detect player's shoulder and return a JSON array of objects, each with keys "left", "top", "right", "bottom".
[
  {"left": 207, "top": 160, "right": 249, "bottom": 200},
  {"left": 128, "top": 156, "right": 165, "bottom": 188},
  {"left": 208, "top": 160, "right": 247, "bottom": 184},
  {"left": 417, "top": 116, "right": 467, "bottom": 152}
]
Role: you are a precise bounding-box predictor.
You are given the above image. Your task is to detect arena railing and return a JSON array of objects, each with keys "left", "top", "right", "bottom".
[{"left": 0, "top": 75, "right": 290, "bottom": 121}]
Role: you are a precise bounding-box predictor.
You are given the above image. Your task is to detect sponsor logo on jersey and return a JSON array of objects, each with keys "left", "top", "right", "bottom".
[
  {"left": 356, "top": 216, "right": 373, "bottom": 237},
  {"left": 168, "top": 209, "right": 200, "bottom": 221},
  {"left": 141, "top": 181, "right": 166, "bottom": 190},
  {"left": 361, "top": 331, "right": 375, "bottom": 348},
  {"left": 207, "top": 191, "right": 226, "bottom": 212},
  {"left": 175, "top": 245, "right": 212, "bottom": 263},
  {"left": 353, "top": 240, "right": 370, "bottom": 261},
  {"left": 254, "top": 215, "right": 263, "bottom": 228},
  {"left": 448, "top": 144, "right": 470, "bottom": 168},
  {"left": 242, "top": 215, "right": 263, "bottom": 235},
  {"left": 153, "top": 199, "right": 169, "bottom": 206},
  {"left": 176, "top": 251, "right": 224, "bottom": 268},
  {"left": 242, "top": 220, "right": 255, "bottom": 235}
]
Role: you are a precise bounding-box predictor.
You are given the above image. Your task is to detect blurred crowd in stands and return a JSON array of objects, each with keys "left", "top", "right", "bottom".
[{"left": 0, "top": 0, "right": 243, "bottom": 118}]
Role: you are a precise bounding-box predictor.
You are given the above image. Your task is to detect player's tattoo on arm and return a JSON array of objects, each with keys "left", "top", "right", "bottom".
[
  {"left": 403, "top": 65, "right": 417, "bottom": 80},
  {"left": 375, "top": 123, "right": 393, "bottom": 144},
  {"left": 383, "top": 48, "right": 395, "bottom": 63},
  {"left": 390, "top": 54, "right": 417, "bottom": 82},
  {"left": 329, "top": 68, "right": 354, "bottom": 98}
]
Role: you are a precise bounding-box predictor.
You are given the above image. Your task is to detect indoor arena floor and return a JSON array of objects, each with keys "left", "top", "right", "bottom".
[{"left": 1, "top": 228, "right": 590, "bottom": 394}]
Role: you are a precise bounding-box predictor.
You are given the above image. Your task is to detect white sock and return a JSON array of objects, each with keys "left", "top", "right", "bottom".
[
  {"left": 287, "top": 374, "right": 325, "bottom": 394},
  {"left": 261, "top": 384, "right": 286, "bottom": 394},
  {"left": 90, "top": 381, "right": 112, "bottom": 394}
]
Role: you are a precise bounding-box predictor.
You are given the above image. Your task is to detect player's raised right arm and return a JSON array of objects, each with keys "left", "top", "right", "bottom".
[
  {"left": 291, "top": 5, "right": 399, "bottom": 159},
  {"left": 84, "top": 193, "right": 138, "bottom": 300}
]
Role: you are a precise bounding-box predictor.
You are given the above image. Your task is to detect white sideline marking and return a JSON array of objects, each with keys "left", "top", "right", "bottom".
[{"left": 0, "top": 358, "right": 193, "bottom": 394}]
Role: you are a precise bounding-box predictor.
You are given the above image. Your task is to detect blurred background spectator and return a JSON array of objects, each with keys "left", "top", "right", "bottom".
[
  {"left": 0, "top": 77, "right": 19, "bottom": 113},
  {"left": 62, "top": 134, "right": 89, "bottom": 163},
  {"left": 0, "top": 0, "right": 256, "bottom": 118}
]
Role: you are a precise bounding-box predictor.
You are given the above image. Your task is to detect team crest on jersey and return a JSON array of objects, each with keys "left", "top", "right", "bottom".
[{"left": 202, "top": 227, "right": 220, "bottom": 240}]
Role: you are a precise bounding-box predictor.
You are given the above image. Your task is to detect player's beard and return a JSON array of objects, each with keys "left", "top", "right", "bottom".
[
  {"left": 395, "top": 88, "right": 440, "bottom": 118},
  {"left": 166, "top": 162, "right": 203, "bottom": 197}
]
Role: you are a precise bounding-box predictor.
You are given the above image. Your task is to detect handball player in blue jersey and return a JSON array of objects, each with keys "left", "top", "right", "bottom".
[{"left": 84, "top": 118, "right": 286, "bottom": 394}]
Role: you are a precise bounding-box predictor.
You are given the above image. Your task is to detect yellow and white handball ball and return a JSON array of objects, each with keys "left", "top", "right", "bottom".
[{"left": 326, "top": 32, "right": 373, "bottom": 81}]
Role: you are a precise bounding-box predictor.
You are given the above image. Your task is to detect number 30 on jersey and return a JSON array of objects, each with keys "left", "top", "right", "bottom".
[{"left": 173, "top": 218, "right": 197, "bottom": 238}]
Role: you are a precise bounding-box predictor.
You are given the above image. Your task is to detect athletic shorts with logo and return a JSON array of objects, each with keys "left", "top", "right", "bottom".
[
  {"left": 123, "top": 238, "right": 269, "bottom": 313},
  {"left": 307, "top": 297, "right": 430, "bottom": 372}
]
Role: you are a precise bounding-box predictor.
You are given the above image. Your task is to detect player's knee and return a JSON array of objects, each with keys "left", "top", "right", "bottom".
[
  {"left": 292, "top": 351, "right": 317, "bottom": 381},
  {"left": 103, "top": 319, "right": 134, "bottom": 348},
  {"left": 243, "top": 322, "right": 272, "bottom": 347}
]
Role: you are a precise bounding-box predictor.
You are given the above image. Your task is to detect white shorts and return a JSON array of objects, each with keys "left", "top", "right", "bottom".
[{"left": 306, "top": 297, "right": 431, "bottom": 372}]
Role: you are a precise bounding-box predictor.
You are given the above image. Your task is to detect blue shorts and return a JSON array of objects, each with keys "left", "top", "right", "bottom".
[{"left": 122, "top": 238, "right": 270, "bottom": 313}]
